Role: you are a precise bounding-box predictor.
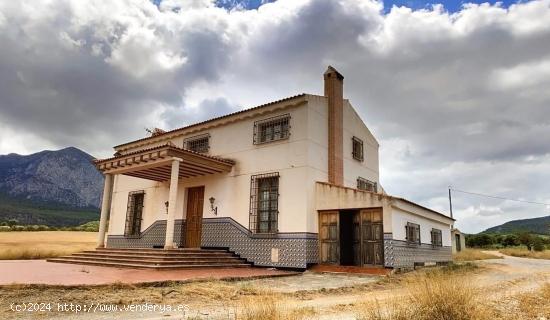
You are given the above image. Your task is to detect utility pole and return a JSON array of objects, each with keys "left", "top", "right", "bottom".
[{"left": 448, "top": 186, "right": 453, "bottom": 219}]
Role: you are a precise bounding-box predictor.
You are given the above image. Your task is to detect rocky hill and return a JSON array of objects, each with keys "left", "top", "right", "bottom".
[
  {"left": 483, "top": 215, "right": 550, "bottom": 235},
  {"left": 0, "top": 147, "right": 103, "bottom": 226}
]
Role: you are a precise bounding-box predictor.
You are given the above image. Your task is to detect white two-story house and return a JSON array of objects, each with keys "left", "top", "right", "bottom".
[{"left": 93, "top": 67, "right": 454, "bottom": 269}]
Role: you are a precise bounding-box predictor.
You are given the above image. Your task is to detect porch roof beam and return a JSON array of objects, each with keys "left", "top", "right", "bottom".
[{"left": 94, "top": 144, "right": 234, "bottom": 182}]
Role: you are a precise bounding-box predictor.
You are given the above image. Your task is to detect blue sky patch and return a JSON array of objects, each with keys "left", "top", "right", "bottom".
[{"left": 152, "top": 0, "right": 521, "bottom": 13}]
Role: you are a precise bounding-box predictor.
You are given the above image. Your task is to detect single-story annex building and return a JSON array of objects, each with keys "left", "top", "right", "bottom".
[{"left": 90, "top": 67, "right": 454, "bottom": 269}]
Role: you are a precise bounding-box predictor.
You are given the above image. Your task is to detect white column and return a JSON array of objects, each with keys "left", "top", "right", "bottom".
[
  {"left": 164, "top": 158, "right": 182, "bottom": 249},
  {"left": 97, "top": 173, "right": 113, "bottom": 248}
]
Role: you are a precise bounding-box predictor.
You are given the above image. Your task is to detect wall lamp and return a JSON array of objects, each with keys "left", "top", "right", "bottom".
[
  {"left": 164, "top": 201, "right": 169, "bottom": 214},
  {"left": 209, "top": 197, "right": 217, "bottom": 215}
]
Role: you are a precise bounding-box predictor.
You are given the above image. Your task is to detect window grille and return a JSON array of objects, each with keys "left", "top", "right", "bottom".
[
  {"left": 249, "top": 172, "right": 280, "bottom": 233},
  {"left": 253, "top": 114, "right": 290, "bottom": 145},
  {"left": 124, "top": 191, "right": 145, "bottom": 237},
  {"left": 184, "top": 134, "right": 210, "bottom": 153},
  {"left": 431, "top": 228, "right": 443, "bottom": 247},
  {"left": 352, "top": 136, "right": 364, "bottom": 161},
  {"left": 357, "top": 177, "right": 377, "bottom": 192},
  {"left": 405, "top": 222, "right": 421, "bottom": 244}
]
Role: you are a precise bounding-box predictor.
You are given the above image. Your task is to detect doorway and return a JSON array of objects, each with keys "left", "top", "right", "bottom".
[
  {"left": 339, "top": 210, "right": 358, "bottom": 266},
  {"left": 319, "top": 208, "right": 384, "bottom": 267},
  {"left": 183, "top": 186, "right": 204, "bottom": 248}
]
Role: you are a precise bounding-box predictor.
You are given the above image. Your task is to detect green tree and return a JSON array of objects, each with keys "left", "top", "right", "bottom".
[
  {"left": 502, "top": 234, "right": 519, "bottom": 247},
  {"left": 7, "top": 219, "right": 18, "bottom": 228},
  {"left": 466, "top": 234, "right": 495, "bottom": 247},
  {"left": 517, "top": 232, "right": 534, "bottom": 250}
]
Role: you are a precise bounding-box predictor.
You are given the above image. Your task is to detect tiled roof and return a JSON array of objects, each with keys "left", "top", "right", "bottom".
[
  {"left": 94, "top": 143, "right": 235, "bottom": 165},
  {"left": 114, "top": 93, "right": 307, "bottom": 150}
]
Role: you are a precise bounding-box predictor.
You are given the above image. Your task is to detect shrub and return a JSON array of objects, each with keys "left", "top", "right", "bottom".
[
  {"left": 532, "top": 238, "right": 545, "bottom": 252},
  {"left": 466, "top": 234, "right": 495, "bottom": 247},
  {"left": 7, "top": 219, "right": 18, "bottom": 227}
]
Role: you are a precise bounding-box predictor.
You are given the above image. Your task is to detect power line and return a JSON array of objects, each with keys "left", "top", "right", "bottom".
[{"left": 450, "top": 188, "right": 550, "bottom": 206}]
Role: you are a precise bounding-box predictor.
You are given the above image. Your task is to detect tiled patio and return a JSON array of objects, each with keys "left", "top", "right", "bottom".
[{"left": 0, "top": 260, "right": 298, "bottom": 286}]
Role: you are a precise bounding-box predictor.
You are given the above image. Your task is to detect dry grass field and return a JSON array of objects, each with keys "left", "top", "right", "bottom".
[
  {"left": 500, "top": 248, "right": 550, "bottom": 260},
  {"left": 0, "top": 231, "right": 96, "bottom": 260},
  {"left": 354, "top": 267, "right": 550, "bottom": 320},
  {"left": 453, "top": 248, "right": 502, "bottom": 261},
  {"left": 0, "top": 261, "right": 549, "bottom": 319}
]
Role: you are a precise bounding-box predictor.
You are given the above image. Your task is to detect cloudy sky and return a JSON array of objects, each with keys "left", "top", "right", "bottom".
[{"left": 1, "top": 0, "right": 549, "bottom": 233}]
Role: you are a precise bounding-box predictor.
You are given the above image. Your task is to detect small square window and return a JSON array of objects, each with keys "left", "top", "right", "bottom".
[
  {"left": 184, "top": 134, "right": 210, "bottom": 153},
  {"left": 254, "top": 114, "right": 290, "bottom": 145},
  {"left": 352, "top": 137, "right": 364, "bottom": 161}
]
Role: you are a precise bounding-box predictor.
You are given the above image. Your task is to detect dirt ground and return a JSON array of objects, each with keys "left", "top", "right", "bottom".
[{"left": 2, "top": 252, "right": 549, "bottom": 320}]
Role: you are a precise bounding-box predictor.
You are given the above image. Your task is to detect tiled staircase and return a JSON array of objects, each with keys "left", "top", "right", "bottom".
[{"left": 47, "top": 248, "right": 251, "bottom": 270}]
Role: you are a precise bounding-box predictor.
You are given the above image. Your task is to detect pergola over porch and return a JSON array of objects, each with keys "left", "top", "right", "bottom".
[{"left": 94, "top": 144, "right": 235, "bottom": 249}]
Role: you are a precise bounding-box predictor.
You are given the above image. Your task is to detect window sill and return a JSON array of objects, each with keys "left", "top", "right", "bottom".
[{"left": 253, "top": 137, "right": 290, "bottom": 146}]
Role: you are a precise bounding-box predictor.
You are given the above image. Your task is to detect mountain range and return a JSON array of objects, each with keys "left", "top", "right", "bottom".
[
  {"left": 482, "top": 215, "right": 550, "bottom": 235},
  {"left": 0, "top": 147, "right": 103, "bottom": 226}
]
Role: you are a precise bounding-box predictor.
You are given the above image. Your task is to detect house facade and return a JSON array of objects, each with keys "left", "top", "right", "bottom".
[{"left": 95, "top": 67, "right": 454, "bottom": 269}]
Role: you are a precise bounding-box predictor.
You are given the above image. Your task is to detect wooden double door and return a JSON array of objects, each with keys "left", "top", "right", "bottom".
[
  {"left": 319, "top": 209, "right": 384, "bottom": 266},
  {"left": 182, "top": 186, "right": 204, "bottom": 248}
]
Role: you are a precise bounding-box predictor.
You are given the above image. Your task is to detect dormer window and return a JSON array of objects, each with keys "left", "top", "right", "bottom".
[
  {"left": 254, "top": 114, "right": 290, "bottom": 145},
  {"left": 352, "top": 136, "right": 364, "bottom": 161},
  {"left": 357, "top": 177, "right": 377, "bottom": 192},
  {"left": 184, "top": 134, "right": 210, "bottom": 153}
]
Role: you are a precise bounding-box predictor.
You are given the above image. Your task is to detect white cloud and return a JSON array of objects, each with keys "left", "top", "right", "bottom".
[{"left": 491, "top": 59, "right": 550, "bottom": 89}]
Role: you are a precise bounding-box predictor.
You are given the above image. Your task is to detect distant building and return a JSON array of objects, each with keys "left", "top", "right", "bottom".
[
  {"left": 452, "top": 228, "right": 466, "bottom": 253},
  {"left": 94, "top": 67, "right": 454, "bottom": 269}
]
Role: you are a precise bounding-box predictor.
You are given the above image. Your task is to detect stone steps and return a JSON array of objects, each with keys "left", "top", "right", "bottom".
[
  {"left": 47, "top": 248, "right": 251, "bottom": 270},
  {"left": 71, "top": 253, "right": 241, "bottom": 261},
  {"left": 79, "top": 250, "right": 234, "bottom": 258}
]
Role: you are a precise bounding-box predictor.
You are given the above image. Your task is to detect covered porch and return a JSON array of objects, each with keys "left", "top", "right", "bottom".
[{"left": 94, "top": 144, "right": 235, "bottom": 250}]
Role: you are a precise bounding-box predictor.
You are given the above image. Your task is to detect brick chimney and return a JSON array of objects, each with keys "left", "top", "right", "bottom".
[{"left": 324, "top": 66, "right": 344, "bottom": 186}]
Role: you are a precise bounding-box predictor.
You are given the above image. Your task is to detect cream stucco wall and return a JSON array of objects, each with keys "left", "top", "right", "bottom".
[
  {"left": 108, "top": 100, "right": 312, "bottom": 235},
  {"left": 304, "top": 96, "right": 379, "bottom": 189},
  {"left": 391, "top": 203, "right": 453, "bottom": 247},
  {"left": 304, "top": 96, "right": 381, "bottom": 234},
  {"left": 108, "top": 94, "right": 383, "bottom": 236}
]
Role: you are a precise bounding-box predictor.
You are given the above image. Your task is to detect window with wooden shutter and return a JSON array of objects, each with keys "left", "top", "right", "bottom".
[
  {"left": 405, "top": 222, "right": 420, "bottom": 244},
  {"left": 124, "top": 191, "right": 145, "bottom": 237},
  {"left": 352, "top": 136, "right": 364, "bottom": 161},
  {"left": 431, "top": 228, "right": 442, "bottom": 247}
]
